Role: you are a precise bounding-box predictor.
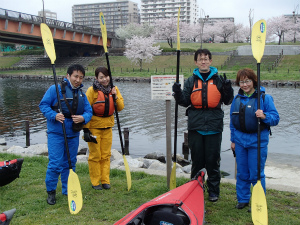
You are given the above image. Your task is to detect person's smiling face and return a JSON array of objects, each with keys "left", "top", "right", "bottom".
[
  {"left": 97, "top": 72, "right": 110, "bottom": 87},
  {"left": 194, "top": 53, "right": 212, "bottom": 72},
  {"left": 239, "top": 77, "right": 255, "bottom": 95},
  {"left": 67, "top": 70, "right": 84, "bottom": 88}
]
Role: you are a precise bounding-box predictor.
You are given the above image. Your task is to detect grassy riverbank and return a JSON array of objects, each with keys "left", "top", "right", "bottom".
[
  {"left": 0, "top": 153, "right": 299, "bottom": 225},
  {"left": 1, "top": 42, "right": 300, "bottom": 81}
]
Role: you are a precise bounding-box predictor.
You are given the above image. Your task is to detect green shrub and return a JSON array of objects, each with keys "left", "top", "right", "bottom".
[{"left": 3, "top": 49, "right": 44, "bottom": 56}]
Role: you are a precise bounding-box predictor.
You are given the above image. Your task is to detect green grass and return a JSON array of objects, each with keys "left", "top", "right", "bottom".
[
  {"left": 0, "top": 57, "right": 22, "bottom": 68},
  {"left": 0, "top": 153, "right": 299, "bottom": 224},
  {"left": 157, "top": 42, "right": 248, "bottom": 52},
  {"left": 1, "top": 42, "right": 300, "bottom": 81}
]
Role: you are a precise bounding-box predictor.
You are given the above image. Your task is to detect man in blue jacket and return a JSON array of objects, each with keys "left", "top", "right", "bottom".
[{"left": 39, "top": 64, "right": 92, "bottom": 205}]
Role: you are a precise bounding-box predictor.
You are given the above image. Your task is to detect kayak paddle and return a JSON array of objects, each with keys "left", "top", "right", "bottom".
[
  {"left": 99, "top": 12, "right": 131, "bottom": 191},
  {"left": 250, "top": 19, "right": 268, "bottom": 225},
  {"left": 40, "top": 23, "right": 83, "bottom": 214},
  {"left": 170, "top": 7, "right": 181, "bottom": 190}
]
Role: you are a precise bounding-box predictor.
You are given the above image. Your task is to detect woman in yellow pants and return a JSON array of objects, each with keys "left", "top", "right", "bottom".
[{"left": 83, "top": 66, "right": 124, "bottom": 190}]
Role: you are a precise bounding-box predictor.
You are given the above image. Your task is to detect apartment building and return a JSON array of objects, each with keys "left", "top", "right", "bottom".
[
  {"left": 140, "top": 0, "right": 198, "bottom": 24},
  {"left": 38, "top": 9, "right": 57, "bottom": 20},
  {"left": 72, "top": 0, "right": 139, "bottom": 32}
]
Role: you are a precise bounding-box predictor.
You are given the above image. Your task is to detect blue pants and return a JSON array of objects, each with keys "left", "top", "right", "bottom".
[
  {"left": 235, "top": 142, "right": 268, "bottom": 203},
  {"left": 45, "top": 133, "right": 79, "bottom": 195}
]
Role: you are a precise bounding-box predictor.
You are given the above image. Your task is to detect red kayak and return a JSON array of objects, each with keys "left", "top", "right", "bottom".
[
  {"left": 0, "top": 209, "right": 16, "bottom": 225},
  {"left": 0, "top": 158, "right": 24, "bottom": 187},
  {"left": 114, "top": 169, "right": 206, "bottom": 225}
]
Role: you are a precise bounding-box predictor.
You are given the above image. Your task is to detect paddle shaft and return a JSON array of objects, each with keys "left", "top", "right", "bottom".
[
  {"left": 51, "top": 64, "right": 72, "bottom": 169},
  {"left": 105, "top": 52, "right": 125, "bottom": 155},
  {"left": 174, "top": 50, "right": 180, "bottom": 160},
  {"left": 257, "top": 63, "right": 261, "bottom": 180}
]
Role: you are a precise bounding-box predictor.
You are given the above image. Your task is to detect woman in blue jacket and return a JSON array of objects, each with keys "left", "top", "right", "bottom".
[
  {"left": 39, "top": 64, "right": 92, "bottom": 205},
  {"left": 230, "top": 68, "right": 279, "bottom": 209}
]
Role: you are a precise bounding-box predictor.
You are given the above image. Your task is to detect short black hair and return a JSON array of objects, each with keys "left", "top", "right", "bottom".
[
  {"left": 95, "top": 66, "right": 109, "bottom": 78},
  {"left": 67, "top": 64, "right": 85, "bottom": 77},
  {"left": 194, "top": 49, "right": 212, "bottom": 61}
]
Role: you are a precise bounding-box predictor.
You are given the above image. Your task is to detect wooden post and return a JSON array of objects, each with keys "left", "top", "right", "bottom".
[
  {"left": 123, "top": 127, "right": 129, "bottom": 155},
  {"left": 25, "top": 120, "right": 30, "bottom": 147},
  {"left": 166, "top": 100, "right": 172, "bottom": 189}
]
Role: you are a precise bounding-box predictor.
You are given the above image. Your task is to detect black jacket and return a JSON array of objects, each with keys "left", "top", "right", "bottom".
[{"left": 176, "top": 67, "right": 233, "bottom": 132}]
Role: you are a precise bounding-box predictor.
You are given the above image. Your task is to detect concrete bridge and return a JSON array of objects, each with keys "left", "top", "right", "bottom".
[{"left": 0, "top": 8, "right": 124, "bottom": 57}]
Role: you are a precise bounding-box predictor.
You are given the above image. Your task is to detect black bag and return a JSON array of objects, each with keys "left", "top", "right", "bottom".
[{"left": 72, "top": 122, "right": 84, "bottom": 132}]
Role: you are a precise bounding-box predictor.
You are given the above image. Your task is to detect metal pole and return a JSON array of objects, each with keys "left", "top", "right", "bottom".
[
  {"left": 166, "top": 100, "right": 172, "bottom": 188},
  {"left": 42, "top": 0, "right": 45, "bottom": 23}
]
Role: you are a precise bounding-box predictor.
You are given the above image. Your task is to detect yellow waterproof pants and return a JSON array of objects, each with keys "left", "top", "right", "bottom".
[{"left": 88, "top": 128, "right": 112, "bottom": 186}]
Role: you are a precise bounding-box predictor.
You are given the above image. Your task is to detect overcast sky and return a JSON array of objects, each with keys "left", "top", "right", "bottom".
[{"left": 2, "top": 0, "right": 299, "bottom": 27}]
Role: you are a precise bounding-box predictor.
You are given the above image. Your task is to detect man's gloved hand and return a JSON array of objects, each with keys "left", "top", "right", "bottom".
[
  {"left": 172, "top": 82, "right": 181, "bottom": 93},
  {"left": 222, "top": 73, "right": 232, "bottom": 89},
  {"left": 83, "top": 128, "right": 97, "bottom": 143}
]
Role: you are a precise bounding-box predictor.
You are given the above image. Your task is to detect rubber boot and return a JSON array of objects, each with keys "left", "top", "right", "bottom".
[{"left": 47, "top": 190, "right": 56, "bottom": 205}]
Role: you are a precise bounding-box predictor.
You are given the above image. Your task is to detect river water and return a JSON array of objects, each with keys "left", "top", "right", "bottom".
[{"left": 0, "top": 78, "right": 299, "bottom": 178}]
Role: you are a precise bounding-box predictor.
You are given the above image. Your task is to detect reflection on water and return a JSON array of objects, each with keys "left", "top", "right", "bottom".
[{"left": 0, "top": 78, "right": 299, "bottom": 178}]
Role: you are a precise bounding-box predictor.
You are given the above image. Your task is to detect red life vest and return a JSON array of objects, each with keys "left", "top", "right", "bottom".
[
  {"left": 191, "top": 78, "right": 222, "bottom": 109},
  {"left": 92, "top": 91, "right": 115, "bottom": 117}
]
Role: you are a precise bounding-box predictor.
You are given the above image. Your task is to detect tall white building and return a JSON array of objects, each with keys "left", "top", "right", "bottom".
[
  {"left": 38, "top": 9, "right": 57, "bottom": 20},
  {"left": 140, "top": 0, "right": 198, "bottom": 24},
  {"left": 72, "top": 0, "right": 139, "bottom": 32}
]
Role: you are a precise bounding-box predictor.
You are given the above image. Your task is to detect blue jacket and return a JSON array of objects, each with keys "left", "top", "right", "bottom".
[
  {"left": 230, "top": 86, "right": 280, "bottom": 148},
  {"left": 39, "top": 78, "right": 92, "bottom": 137}
]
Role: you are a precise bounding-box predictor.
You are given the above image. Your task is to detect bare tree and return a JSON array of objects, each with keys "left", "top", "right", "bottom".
[{"left": 249, "top": 9, "right": 254, "bottom": 45}]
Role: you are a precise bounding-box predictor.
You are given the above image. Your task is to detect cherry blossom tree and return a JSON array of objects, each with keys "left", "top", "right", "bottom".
[
  {"left": 204, "top": 24, "right": 219, "bottom": 43},
  {"left": 124, "top": 36, "right": 162, "bottom": 70},
  {"left": 267, "top": 15, "right": 292, "bottom": 45},
  {"left": 153, "top": 18, "right": 177, "bottom": 48},
  {"left": 180, "top": 22, "right": 199, "bottom": 42},
  {"left": 233, "top": 23, "right": 247, "bottom": 43},
  {"left": 215, "top": 20, "right": 235, "bottom": 43},
  {"left": 116, "top": 23, "right": 154, "bottom": 40}
]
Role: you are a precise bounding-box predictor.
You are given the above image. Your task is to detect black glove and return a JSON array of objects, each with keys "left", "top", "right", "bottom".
[
  {"left": 232, "top": 149, "right": 236, "bottom": 157},
  {"left": 222, "top": 73, "right": 232, "bottom": 89},
  {"left": 83, "top": 128, "right": 97, "bottom": 143},
  {"left": 172, "top": 82, "right": 181, "bottom": 93}
]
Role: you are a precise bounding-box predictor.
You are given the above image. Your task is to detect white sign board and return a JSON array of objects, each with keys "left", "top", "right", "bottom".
[{"left": 151, "top": 75, "right": 184, "bottom": 100}]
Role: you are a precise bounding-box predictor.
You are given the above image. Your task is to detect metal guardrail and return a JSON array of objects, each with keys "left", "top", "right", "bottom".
[{"left": 0, "top": 8, "right": 115, "bottom": 37}]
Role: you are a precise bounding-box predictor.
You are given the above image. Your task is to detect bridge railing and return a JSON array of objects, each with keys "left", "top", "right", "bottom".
[{"left": 0, "top": 8, "right": 113, "bottom": 37}]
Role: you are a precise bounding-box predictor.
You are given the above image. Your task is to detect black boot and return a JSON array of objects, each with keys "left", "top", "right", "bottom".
[
  {"left": 235, "top": 202, "right": 249, "bottom": 209},
  {"left": 47, "top": 190, "right": 56, "bottom": 205}
]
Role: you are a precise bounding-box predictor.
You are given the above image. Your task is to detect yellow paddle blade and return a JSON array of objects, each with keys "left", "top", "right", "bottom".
[
  {"left": 68, "top": 169, "right": 83, "bottom": 214},
  {"left": 40, "top": 23, "right": 56, "bottom": 64},
  {"left": 99, "top": 12, "right": 108, "bottom": 53},
  {"left": 123, "top": 155, "right": 132, "bottom": 191},
  {"left": 177, "top": 7, "right": 180, "bottom": 51},
  {"left": 170, "top": 162, "right": 176, "bottom": 190},
  {"left": 251, "top": 19, "right": 267, "bottom": 63},
  {"left": 251, "top": 180, "right": 268, "bottom": 225}
]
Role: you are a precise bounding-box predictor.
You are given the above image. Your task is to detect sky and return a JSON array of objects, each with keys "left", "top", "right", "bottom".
[{"left": 2, "top": 0, "right": 299, "bottom": 27}]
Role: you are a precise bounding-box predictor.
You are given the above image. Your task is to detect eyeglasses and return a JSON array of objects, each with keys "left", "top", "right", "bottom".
[
  {"left": 197, "top": 58, "right": 210, "bottom": 62},
  {"left": 239, "top": 80, "right": 252, "bottom": 85}
]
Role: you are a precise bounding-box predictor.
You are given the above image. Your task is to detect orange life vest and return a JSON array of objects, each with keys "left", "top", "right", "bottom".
[
  {"left": 191, "top": 78, "right": 222, "bottom": 109},
  {"left": 92, "top": 91, "right": 115, "bottom": 117}
]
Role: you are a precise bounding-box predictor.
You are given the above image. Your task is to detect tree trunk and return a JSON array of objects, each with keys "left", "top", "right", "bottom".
[{"left": 139, "top": 59, "right": 143, "bottom": 70}]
